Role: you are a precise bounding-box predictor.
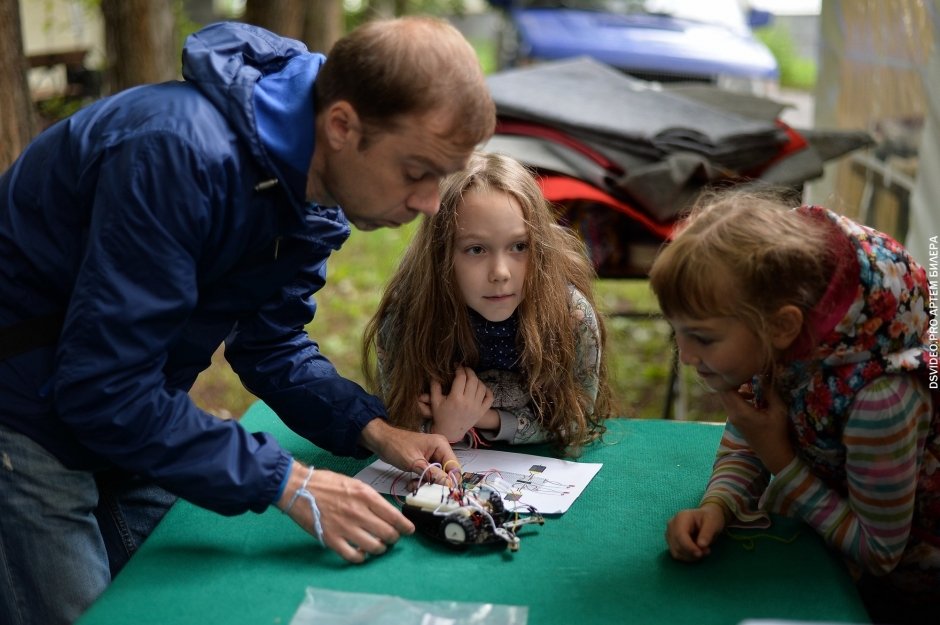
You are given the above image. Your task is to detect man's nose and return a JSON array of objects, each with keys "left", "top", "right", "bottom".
[{"left": 408, "top": 182, "right": 440, "bottom": 217}]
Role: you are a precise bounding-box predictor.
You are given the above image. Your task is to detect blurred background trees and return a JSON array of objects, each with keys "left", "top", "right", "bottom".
[
  {"left": 242, "top": 0, "right": 343, "bottom": 52},
  {"left": 0, "top": 0, "right": 36, "bottom": 170},
  {"left": 1, "top": 0, "right": 472, "bottom": 170},
  {"left": 100, "top": 0, "right": 177, "bottom": 92}
]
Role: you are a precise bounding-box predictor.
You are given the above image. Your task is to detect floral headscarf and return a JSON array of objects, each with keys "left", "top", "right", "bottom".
[{"left": 754, "top": 206, "right": 935, "bottom": 488}]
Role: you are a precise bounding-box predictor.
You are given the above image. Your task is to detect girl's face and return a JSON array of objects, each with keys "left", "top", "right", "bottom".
[
  {"left": 452, "top": 188, "right": 529, "bottom": 322},
  {"left": 668, "top": 315, "right": 766, "bottom": 392}
]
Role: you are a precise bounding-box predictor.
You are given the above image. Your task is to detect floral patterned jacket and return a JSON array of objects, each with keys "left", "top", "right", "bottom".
[{"left": 702, "top": 206, "right": 939, "bottom": 594}]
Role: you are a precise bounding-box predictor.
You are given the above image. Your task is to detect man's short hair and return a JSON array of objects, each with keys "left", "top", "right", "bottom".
[{"left": 315, "top": 16, "right": 495, "bottom": 149}]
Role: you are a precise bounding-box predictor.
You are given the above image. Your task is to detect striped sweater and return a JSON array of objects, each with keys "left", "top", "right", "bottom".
[{"left": 703, "top": 375, "right": 937, "bottom": 586}]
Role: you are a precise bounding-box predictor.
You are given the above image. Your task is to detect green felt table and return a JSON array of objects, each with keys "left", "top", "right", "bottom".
[{"left": 77, "top": 402, "right": 870, "bottom": 625}]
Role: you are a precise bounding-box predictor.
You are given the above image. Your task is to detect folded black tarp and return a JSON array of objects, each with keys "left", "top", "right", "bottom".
[
  {"left": 486, "top": 57, "right": 789, "bottom": 170},
  {"left": 483, "top": 57, "right": 874, "bottom": 278}
]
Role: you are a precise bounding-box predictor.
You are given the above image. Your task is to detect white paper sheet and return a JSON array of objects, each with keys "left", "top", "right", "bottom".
[{"left": 354, "top": 448, "right": 602, "bottom": 515}]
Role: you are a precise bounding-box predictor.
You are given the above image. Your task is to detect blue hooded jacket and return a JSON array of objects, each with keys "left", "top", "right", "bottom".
[{"left": 0, "top": 22, "right": 388, "bottom": 515}]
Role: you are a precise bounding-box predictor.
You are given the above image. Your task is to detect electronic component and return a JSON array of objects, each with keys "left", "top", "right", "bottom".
[{"left": 401, "top": 482, "right": 544, "bottom": 551}]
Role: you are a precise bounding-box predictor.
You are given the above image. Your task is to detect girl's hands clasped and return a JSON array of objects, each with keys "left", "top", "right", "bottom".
[{"left": 421, "top": 366, "right": 494, "bottom": 442}]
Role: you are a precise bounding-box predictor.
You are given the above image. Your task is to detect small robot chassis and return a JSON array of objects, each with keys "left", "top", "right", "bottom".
[{"left": 401, "top": 482, "right": 544, "bottom": 551}]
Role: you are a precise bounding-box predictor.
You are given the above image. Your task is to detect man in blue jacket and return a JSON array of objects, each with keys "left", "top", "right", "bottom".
[{"left": 0, "top": 16, "right": 495, "bottom": 625}]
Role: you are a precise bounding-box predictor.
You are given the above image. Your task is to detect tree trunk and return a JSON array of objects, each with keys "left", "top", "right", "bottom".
[
  {"left": 243, "top": 0, "right": 306, "bottom": 40},
  {"left": 101, "top": 0, "right": 177, "bottom": 94},
  {"left": 242, "top": 0, "right": 344, "bottom": 54},
  {"left": 303, "top": 0, "right": 344, "bottom": 54},
  {"left": 0, "top": 0, "right": 37, "bottom": 171}
]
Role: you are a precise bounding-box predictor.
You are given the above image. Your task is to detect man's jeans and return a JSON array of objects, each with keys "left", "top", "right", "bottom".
[{"left": 0, "top": 423, "right": 176, "bottom": 625}]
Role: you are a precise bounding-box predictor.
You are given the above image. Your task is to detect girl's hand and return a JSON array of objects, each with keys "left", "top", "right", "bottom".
[
  {"left": 428, "top": 366, "right": 494, "bottom": 442},
  {"left": 720, "top": 387, "right": 795, "bottom": 474},
  {"left": 665, "top": 502, "right": 727, "bottom": 561},
  {"left": 417, "top": 393, "right": 432, "bottom": 418}
]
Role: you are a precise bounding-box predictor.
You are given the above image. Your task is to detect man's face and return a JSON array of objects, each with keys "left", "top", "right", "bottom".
[{"left": 320, "top": 108, "right": 472, "bottom": 231}]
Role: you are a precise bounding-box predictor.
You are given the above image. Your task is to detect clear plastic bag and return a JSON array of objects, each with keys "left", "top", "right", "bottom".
[{"left": 289, "top": 586, "right": 528, "bottom": 625}]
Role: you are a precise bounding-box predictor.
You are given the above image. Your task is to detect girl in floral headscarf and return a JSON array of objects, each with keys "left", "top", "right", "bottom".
[{"left": 651, "top": 189, "right": 939, "bottom": 624}]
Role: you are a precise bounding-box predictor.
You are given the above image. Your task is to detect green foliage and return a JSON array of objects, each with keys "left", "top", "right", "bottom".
[
  {"left": 174, "top": 0, "right": 203, "bottom": 60},
  {"left": 755, "top": 25, "right": 817, "bottom": 90},
  {"left": 344, "top": 0, "right": 467, "bottom": 30},
  {"left": 36, "top": 96, "right": 88, "bottom": 125},
  {"left": 470, "top": 36, "right": 497, "bottom": 75},
  {"left": 595, "top": 281, "right": 724, "bottom": 421}
]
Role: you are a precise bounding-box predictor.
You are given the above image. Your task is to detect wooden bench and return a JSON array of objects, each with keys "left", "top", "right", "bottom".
[{"left": 27, "top": 48, "right": 100, "bottom": 101}]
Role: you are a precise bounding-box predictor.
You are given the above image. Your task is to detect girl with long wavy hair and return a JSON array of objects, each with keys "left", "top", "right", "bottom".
[{"left": 363, "top": 151, "right": 610, "bottom": 456}]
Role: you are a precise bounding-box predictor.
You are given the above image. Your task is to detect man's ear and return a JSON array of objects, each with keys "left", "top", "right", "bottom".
[
  {"left": 322, "top": 101, "right": 361, "bottom": 150},
  {"left": 769, "top": 305, "right": 804, "bottom": 351}
]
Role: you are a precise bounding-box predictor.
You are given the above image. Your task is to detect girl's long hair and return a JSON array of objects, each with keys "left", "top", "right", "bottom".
[{"left": 363, "top": 152, "right": 610, "bottom": 453}]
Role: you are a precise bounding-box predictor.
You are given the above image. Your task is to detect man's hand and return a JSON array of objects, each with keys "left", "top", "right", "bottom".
[
  {"left": 277, "top": 460, "right": 414, "bottom": 563},
  {"left": 665, "top": 502, "right": 727, "bottom": 562},
  {"left": 359, "top": 417, "right": 459, "bottom": 484},
  {"left": 720, "top": 388, "right": 794, "bottom": 474},
  {"left": 426, "top": 366, "right": 494, "bottom": 441}
]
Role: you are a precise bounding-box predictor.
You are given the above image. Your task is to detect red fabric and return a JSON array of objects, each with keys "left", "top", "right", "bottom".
[
  {"left": 743, "top": 120, "right": 810, "bottom": 177},
  {"left": 537, "top": 175, "right": 675, "bottom": 240},
  {"left": 785, "top": 210, "right": 860, "bottom": 359}
]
